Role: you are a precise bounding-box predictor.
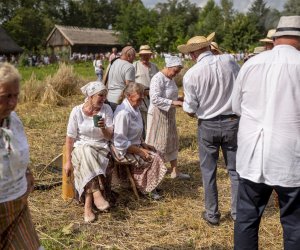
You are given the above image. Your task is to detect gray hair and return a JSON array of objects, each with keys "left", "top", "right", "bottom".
[
  {"left": 0, "top": 62, "right": 21, "bottom": 85},
  {"left": 119, "top": 82, "right": 144, "bottom": 103}
]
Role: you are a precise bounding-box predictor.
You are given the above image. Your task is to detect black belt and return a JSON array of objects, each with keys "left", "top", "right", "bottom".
[{"left": 200, "top": 114, "right": 239, "bottom": 122}]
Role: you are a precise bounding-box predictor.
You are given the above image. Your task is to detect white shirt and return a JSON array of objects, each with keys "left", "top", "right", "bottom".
[
  {"left": 67, "top": 103, "right": 113, "bottom": 149},
  {"left": 148, "top": 71, "right": 178, "bottom": 114},
  {"left": 183, "top": 51, "right": 240, "bottom": 119},
  {"left": 113, "top": 99, "right": 143, "bottom": 156},
  {"left": 232, "top": 45, "right": 300, "bottom": 187},
  {"left": 0, "top": 112, "right": 29, "bottom": 203}
]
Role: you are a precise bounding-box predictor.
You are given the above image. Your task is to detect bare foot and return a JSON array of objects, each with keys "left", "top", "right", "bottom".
[{"left": 93, "top": 191, "right": 110, "bottom": 211}]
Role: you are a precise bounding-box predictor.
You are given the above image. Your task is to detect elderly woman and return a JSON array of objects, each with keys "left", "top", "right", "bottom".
[
  {"left": 146, "top": 55, "right": 190, "bottom": 180},
  {"left": 113, "top": 82, "right": 167, "bottom": 199},
  {"left": 0, "top": 63, "right": 42, "bottom": 249},
  {"left": 64, "top": 81, "right": 113, "bottom": 223}
]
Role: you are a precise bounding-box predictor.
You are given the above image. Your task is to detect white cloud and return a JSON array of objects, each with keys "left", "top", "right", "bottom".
[{"left": 142, "top": 0, "right": 285, "bottom": 12}]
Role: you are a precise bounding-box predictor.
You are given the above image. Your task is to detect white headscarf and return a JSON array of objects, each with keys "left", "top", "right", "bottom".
[
  {"left": 80, "top": 81, "right": 107, "bottom": 97},
  {"left": 164, "top": 54, "right": 183, "bottom": 68}
]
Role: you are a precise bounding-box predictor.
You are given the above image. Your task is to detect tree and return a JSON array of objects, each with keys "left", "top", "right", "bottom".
[
  {"left": 223, "top": 13, "right": 260, "bottom": 52},
  {"left": 247, "top": 0, "right": 270, "bottom": 35},
  {"left": 3, "top": 7, "right": 46, "bottom": 50},
  {"left": 284, "top": 0, "right": 300, "bottom": 15}
]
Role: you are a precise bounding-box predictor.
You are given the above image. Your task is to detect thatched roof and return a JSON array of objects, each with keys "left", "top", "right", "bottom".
[
  {"left": 46, "top": 25, "right": 120, "bottom": 46},
  {"left": 0, "top": 26, "right": 23, "bottom": 54}
]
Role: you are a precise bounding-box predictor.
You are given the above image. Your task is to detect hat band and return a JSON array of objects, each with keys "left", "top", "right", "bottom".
[{"left": 276, "top": 27, "right": 300, "bottom": 32}]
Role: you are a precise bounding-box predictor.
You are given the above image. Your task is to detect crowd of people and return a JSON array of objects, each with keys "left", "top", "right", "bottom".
[{"left": 1, "top": 15, "right": 300, "bottom": 249}]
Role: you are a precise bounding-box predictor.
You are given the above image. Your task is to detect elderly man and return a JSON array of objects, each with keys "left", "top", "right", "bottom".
[
  {"left": 133, "top": 45, "right": 159, "bottom": 137},
  {"left": 107, "top": 46, "right": 136, "bottom": 111},
  {"left": 178, "top": 32, "right": 240, "bottom": 225},
  {"left": 232, "top": 16, "right": 300, "bottom": 250}
]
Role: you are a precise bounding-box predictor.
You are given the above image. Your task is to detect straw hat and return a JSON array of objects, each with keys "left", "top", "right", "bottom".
[
  {"left": 259, "top": 29, "right": 276, "bottom": 43},
  {"left": 253, "top": 46, "right": 266, "bottom": 54},
  {"left": 210, "top": 41, "right": 222, "bottom": 54},
  {"left": 177, "top": 32, "right": 215, "bottom": 54},
  {"left": 273, "top": 16, "right": 300, "bottom": 37},
  {"left": 138, "top": 45, "right": 153, "bottom": 54}
]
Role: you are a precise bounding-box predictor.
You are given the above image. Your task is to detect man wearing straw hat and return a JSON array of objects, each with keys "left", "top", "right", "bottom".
[
  {"left": 178, "top": 32, "right": 240, "bottom": 225},
  {"left": 259, "top": 29, "right": 276, "bottom": 50},
  {"left": 133, "top": 45, "right": 159, "bottom": 137},
  {"left": 232, "top": 16, "right": 300, "bottom": 249}
]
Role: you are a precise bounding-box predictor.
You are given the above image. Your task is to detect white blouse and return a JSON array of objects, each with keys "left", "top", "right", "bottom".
[
  {"left": 67, "top": 103, "right": 113, "bottom": 149},
  {"left": 113, "top": 99, "right": 143, "bottom": 156},
  {"left": 0, "top": 112, "right": 29, "bottom": 203},
  {"left": 148, "top": 71, "right": 178, "bottom": 114}
]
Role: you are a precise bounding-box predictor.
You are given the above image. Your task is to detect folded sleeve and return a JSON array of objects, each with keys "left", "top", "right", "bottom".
[
  {"left": 182, "top": 75, "right": 198, "bottom": 114},
  {"left": 150, "top": 76, "right": 172, "bottom": 111},
  {"left": 66, "top": 107, "right": 78, "bottom": 139},
  {"left": 232, "top": 71, "right": 243, "bottom": 116}
]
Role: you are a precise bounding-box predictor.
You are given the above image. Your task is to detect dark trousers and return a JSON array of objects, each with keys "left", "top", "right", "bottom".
[
  {"left": 234, "top": 178, "right": 300, "bottom": 250},
  {"left": 198, "top": 115, "right": 239, "bottom": 219}
]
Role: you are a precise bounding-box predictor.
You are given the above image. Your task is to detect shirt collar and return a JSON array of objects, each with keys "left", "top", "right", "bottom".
[
  {"left": 273, "top": 44, "right": 298, "bottom": 51},
  {"left": 197, "top": 50, "right": 213, "bottom": 62},
  {"left": 123, "top": 98, "right": 140, "bottom": 116}
]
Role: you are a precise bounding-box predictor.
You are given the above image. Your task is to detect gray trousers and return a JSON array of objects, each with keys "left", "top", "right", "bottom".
[{"left": 198, "top": 115, "right": 239, "bottom": 219}]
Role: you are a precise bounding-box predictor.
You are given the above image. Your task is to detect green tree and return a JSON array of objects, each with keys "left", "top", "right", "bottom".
[
  {"left": 247, "top": 0, "right": 270, "bottom": 35},
  {"left": 3, "top": 7, "right": 46, "bottom": 50},
  {"left": 223, "top": 13, "right": 259, "bottom": 52},
  {"left": 284, "top": 0, "right": 300, "bottom": 15}
]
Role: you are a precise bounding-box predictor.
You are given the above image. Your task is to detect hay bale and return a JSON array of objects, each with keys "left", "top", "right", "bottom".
[
  {"left": 20, "top": 72, "right": 45, "bottom": 103},
  {"left": 41, "top": 84, "right": 65, "bottom": 106},
  {"left": 49, "top": 63, "right": 82, "bottom": 97}
]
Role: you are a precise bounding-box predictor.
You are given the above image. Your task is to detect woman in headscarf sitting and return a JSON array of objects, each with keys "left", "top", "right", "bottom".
[
  {"left": 113, "top": 82, "right": 167, "bottom": 199},
  {"left": 0, "top": 63, "right": 43, "bottom": 249},
  {"left": 146, "top": 55, "right": 190, "bottom": 180},
  {"left": 64, "top": 81, "right": 113, "bottom": 223}
]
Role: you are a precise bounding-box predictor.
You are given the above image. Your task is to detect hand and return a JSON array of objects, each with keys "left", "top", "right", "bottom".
[
  {"left": 64, "top": 161, "right": 73, "bottom": 177},
  {"left": 98, "top": 118, "right": 106, "bottom": 129},
  {"left": 172, "top": 100, "right": 183, "bottom": 107},
  {"left": 142, "top": 143, "right": 156, "bottom": 152},
  {"left": 140, "top": 148, "right": 152, "bottom": 162}
]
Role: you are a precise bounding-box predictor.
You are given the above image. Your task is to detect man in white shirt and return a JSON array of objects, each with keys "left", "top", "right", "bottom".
[
  {"left": 232, "top": 16, "right": 300, "bottom": 249},
  {"left": 178, "top": 33, "right": 240, "bottom": 225},
  {"left": 107, "top": 46, "right": 136, "bottom": 111}
]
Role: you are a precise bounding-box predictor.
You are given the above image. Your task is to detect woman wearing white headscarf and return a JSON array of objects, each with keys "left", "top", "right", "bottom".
[
  {"left": 146, "top": 55, "right": 190, "bottom": 180},
  {"left": 64, "top": 81, "right": 113, "bottom": 223}
]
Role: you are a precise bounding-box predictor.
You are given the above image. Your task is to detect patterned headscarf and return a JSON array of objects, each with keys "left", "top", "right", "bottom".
[{"left": 80, "top": 81, "right": 107, "bottom": 97}]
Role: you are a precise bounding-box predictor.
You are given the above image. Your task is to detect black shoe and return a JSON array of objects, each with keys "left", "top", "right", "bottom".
[{"left": 202, "top": 211, "right": 220, "bottom": 226}]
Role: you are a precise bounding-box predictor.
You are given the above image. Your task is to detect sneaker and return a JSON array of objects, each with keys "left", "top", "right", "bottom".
[
  {"left": 170, "top": 172, "right": 191, "bottom": 180},
  {"left": 202, "top": 211, "right": 220, "bottom": 226},
  {"left": 142, "top": 189, "right": 161, "bottom": 200}
]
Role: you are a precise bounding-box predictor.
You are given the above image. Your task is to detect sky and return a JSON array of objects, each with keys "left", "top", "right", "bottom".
[{"left": 142, "top": 0, "right": 285, "bottom": 12}]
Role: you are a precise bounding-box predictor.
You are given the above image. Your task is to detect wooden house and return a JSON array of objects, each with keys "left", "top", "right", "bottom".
[{"left": 46, "top": 25, "right": 121, "bottom": 56}]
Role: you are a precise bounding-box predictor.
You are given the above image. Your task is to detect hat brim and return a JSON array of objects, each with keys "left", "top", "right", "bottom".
[
  {"left": 177, "top": 32, "right": 215, "bottom": 54},
  {"left": 273, "top": 31, "right": 300, "bottom": 37},
  {"left": 138, "top": 50, "right": 153, "bottom": 55},
  {"left": 259, "top": 38, "right": 273, "bottom": 43}
]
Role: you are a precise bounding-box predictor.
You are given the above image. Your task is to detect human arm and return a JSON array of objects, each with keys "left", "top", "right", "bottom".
[
  {"left": 125, "top": 65, "right": 135, "bottom": 85},
  {"left": 97, "top": 105, "right": 114, "bottom": 140},
  {"left": 127, "top": 144, "right": 152, "bottom": 161},
  {"left": 64, "top": 136, "right": 75, "bottom": 176},
  {"left": 232, "top": 70, "right": 243, "bottom": 116},
  {"left": 182, "top": 74, "right": 199, "bottom": 117}
]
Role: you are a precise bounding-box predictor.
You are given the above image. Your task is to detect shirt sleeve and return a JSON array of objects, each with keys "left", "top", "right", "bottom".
[
  {"left": 125, "top": 65, "right": 135, "bottom": 82},
  {"left": 182, "top": 74, "right": 199, "bottom": 114},
  {"left": 150, "top": 75, "right": 172, "bottom": 112},
  {"left": 66, "top": 107, "right": 78, "bottom": 139},
  {"left": 113, "top": 111, "right": 131, "bottom": 155},
  {"left": 104, "top": 105, "right": 114, "bottom": 128}
]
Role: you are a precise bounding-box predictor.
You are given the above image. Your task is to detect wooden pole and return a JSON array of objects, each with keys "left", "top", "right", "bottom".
[{"left": 62, "top": 145, "right": 74, "bottom": 201}]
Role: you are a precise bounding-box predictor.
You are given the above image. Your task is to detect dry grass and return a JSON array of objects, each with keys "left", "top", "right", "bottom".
[{"left": 16, "top": 94, "right": 284, "bottom": 250}]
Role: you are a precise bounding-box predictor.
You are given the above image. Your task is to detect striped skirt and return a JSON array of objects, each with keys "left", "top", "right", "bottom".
[
  {"left": 146, "top": 106, "right": 178, "bottom": 162},
  {"left": 0, "top": 193, "right": 41, "bottom": 250},
  {"left": 71, "top": 144, "right": 110, "bottom": 199},
  {"left": 111, "top": 145, "right": 167, "bottom": 193}
]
